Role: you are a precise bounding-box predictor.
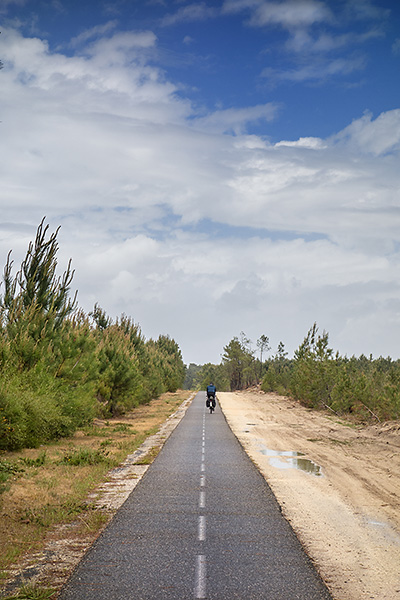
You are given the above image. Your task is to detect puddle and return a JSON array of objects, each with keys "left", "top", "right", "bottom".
[
  {"left": 258, "top": 444, "right": 322, "bottom": 476},
  {"left": 364, "top": 518, "right": 400, "bottom": 545}
]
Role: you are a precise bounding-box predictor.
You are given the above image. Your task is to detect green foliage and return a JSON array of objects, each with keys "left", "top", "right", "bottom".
[
  {"left": 1, "top": 217, "right": 77, "bottom": 329},
  {"left": 19, "top": 451, "right": 47, "bottom": 468},
  {"left": 153, "top": 335, "right": 186, "bottom": 393},
  {"left": 196, "top": 362, "right": 230, "bottom": 392},
  {"left": 257, "top": 334, "right": 271, "bottom": 377},
  {"left": 290, "top": 324, "right": 335, "bottom": 408},
  {"left": 222, "top": 332, "right": 258, "bottom": 390},
  {"left": 261, "top": 323, "right": 400, "bottom": 421},
  {"left": 60, "top": 447, "right": 111, "bottom": 466},
  {"left": 0, "top": 457, "right": 24, "bottom": 493},
  {"left": 2, "top": 583, "right": 56, "bottom": 600},
  {"left": 139, "top": 341, "right": 168, "bottom": 400},
  {"left": 95, "top": 322, "right": 142, "bottom": 416},
  {"left": 0, "top": 221, "right": 186, "bottom": 450},
  {"left": 0, "top": 458, "right": 24, "bottom": 475},
  {"left": 89, "top": 303, "right": 112, "bottom": 330},
  {"left": 112, "top": 423, "right": 134, "bottom": 433},
  {"left": 184, "top": 363, "right": 202, "bottom": 390},
  {"left": 0, "top": 375, "right": 65, "bottom": 450}
]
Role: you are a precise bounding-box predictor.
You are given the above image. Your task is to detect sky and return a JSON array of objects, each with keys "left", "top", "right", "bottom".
[{"left": 0, "top": 0, "right": 400, "bottom": 366}]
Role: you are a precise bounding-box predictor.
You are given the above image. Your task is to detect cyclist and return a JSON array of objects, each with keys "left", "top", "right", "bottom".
[{"left": 206, "top": 382, "right": 216, "bottom": 410}]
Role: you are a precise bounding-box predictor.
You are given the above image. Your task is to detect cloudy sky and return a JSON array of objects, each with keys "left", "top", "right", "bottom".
[{"left": 1, "top": 0, "right": 400, "bottom": 365}]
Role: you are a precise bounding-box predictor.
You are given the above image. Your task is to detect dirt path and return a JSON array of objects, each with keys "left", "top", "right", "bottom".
[{"left": 218, "top": 391, "right": 400, "bottom": 600}]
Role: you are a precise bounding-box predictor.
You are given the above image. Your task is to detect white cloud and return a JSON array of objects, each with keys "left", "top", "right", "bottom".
[
  {"left": 222, "top": 0, "right": 332, "bottom": 28},
  {"left": 191, "top": 103, "right": 280, "bottom": 134},
  {"left": 275, "top": 137, "right": 326, "bottom": 149},
  {"left": 69, "top": 21, "right": 118, "bottom": 48},
  {"left": 222, "top": 0, "right": 388, "bottom": 32},
  {"left": 1, "top": 25, "right": 400, "bottom": 363},
  {"left": 223, "top": 0, "right": 386, "bottom": 87},
  {"left": 262, "top": 54, "right": 366, "bottom": 82},
  {"left": 286, "top": 27, "right": 383, "bottom": 53},
  {"left": 161, "top": 2, "right": 218, "bottom": 26},
  {"left": 68, "top": 229, "right": 400, "bottom": 363},
  {"left": 344, "top": 0, "right": 390, "bottom": 21},
  {"left": 250, "top": 0, "right": 332, "bottom": 28},
  {"left": 332, "top": 110, "right": 400, "bottom": 156}
]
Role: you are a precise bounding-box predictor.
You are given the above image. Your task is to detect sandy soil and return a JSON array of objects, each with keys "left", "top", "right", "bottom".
[{"left": 218, "top": 390, "right": 400, "bottom": 600}]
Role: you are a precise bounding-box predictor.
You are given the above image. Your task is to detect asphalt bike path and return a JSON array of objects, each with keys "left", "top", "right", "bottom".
[{"left": 59, "top": 393, "right": 332, "bottom": 599}]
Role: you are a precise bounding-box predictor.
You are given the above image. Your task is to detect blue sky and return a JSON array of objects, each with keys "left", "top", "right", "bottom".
[{"left": 0, "top": 0, "right": 400, "bottom": 364}]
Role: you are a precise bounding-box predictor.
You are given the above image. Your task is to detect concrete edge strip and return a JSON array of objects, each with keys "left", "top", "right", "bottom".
[{"left": 88, "top": 392, "right": 196, "bottom": 511}]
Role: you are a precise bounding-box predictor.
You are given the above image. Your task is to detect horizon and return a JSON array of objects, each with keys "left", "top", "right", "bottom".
[{"left": 1, "top": 0, "right": 400, "bottom": 365}]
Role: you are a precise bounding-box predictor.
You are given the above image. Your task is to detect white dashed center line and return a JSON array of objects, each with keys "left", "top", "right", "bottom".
[
  {"left": 199, "top": 490, "right": 206, "bottom": 508},
  {"left": 195, "top": 403, "right": 208, "bottom": 598},
  {"left": 195, "top": 554, "right": 207, "bottom": 599},
  {"left": 198, "top": 515, "right": 206, "bottom": 541}
]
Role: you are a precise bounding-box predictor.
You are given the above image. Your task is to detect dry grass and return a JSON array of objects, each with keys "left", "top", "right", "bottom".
[{"left": 0, "top": 390, "right": 191, "bottom": 577}]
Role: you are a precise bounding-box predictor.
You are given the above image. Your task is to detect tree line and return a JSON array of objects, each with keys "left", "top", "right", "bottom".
[
  {"left": 0, "top": 219, "right": 185, "bottom": 450},
  {"left": 186, "top": 326, "right": 400, "bottom": 422},
  {"left": 184, "top": 331, "right": 284, "bottom": 392}
]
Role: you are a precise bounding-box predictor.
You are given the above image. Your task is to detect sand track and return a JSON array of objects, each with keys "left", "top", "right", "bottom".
[{"left": 218, "top": 390, "right": 400, "bottom": 600}]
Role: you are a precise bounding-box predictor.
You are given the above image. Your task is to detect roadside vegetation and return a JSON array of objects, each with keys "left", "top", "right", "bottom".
[
  {"left": 0, "top": 390, "right": 190, "bottom": 587},
  {"left": 0, "top": 219, "right": 189, "bottom": 593},
  {"left": 1, "top": 219, "right": 398, "bottom": 595},
  {"left": 0, "top": 219, "right": 185, "bottom": 452},
  {"left": 187, "top": 326, "right": 400, "bottom": 422}
]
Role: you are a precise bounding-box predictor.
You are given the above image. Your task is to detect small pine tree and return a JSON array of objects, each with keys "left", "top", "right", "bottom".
[{"left": 1, "top": 217, "right": 77, "bottom": 328}]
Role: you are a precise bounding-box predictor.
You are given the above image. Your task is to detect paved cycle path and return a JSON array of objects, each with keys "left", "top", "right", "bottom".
[{"left": 60, "top": 393, "right": 332, "bottom": 599}]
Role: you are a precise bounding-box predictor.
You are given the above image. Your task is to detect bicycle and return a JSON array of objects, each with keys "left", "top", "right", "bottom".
[{"left": 206, "top": 395, "right": 216, "bottom": 414}]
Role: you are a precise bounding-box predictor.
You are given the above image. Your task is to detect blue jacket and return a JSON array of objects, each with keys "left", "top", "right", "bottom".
[{"left": 207, "top": 384, "right": 216, "bottom": 395}]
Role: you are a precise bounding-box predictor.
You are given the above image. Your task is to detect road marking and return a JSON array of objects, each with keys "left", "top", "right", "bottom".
[
  {"left": 199, "top": 490, "right": 206, "bottom": 508},
  {"left": 196, "top": 403, "right": 207, "bottom": 597},
  {"left": 201, "top": 418, "right": 206, "bottom": 472},
  {"left": 198, "top": 516, "right": 206, "bottom": 541},
  {"left": 195, "top": 555, "right": 206, "bottom": 599}
]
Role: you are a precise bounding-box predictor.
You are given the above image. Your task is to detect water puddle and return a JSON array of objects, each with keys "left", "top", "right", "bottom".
[
  {"left": 363, "top": 518, "right": 400, "bottom": 545},
  {"left": 258, "top": 444, "right": 322, "bottom": 476}
]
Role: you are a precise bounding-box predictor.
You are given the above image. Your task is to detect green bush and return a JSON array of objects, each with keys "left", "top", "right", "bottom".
[
  {"left": 0, "top": 457, "right": 24, "bottom": 493},
  {"left": 0, "top": 367, "right": 97, "bottom": 450},
  {"left": 60, "top": 447, "right": 111, "bottom": 466},
  {"left": 19, "top": 451, "right": 47, "bottom": 468},
  {"left": 0, "top": 221, "right": 187, "bottom": 450}
]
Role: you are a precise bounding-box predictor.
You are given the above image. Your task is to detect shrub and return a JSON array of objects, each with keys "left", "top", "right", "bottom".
[
  {"left": 0, "top": 457, "right": 24, "bottom": 493},
  {"left": 0, "top": 221, "right": 187, "bottom": 450},
  {"left": 19, "top": 451, "right": 47, "bottom": 468},
  {"left": 60, "top": 447, "right": 111, "bottom": 466}
]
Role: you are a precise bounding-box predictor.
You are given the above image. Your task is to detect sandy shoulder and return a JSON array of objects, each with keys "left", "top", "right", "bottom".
[{"left": 218, "top": 391, "right": 400, "bottom": 600}]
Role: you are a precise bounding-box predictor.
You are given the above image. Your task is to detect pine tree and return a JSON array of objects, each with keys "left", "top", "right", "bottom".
[{"left": 1, "top": 218, "right": 77, "bottom": 328}]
